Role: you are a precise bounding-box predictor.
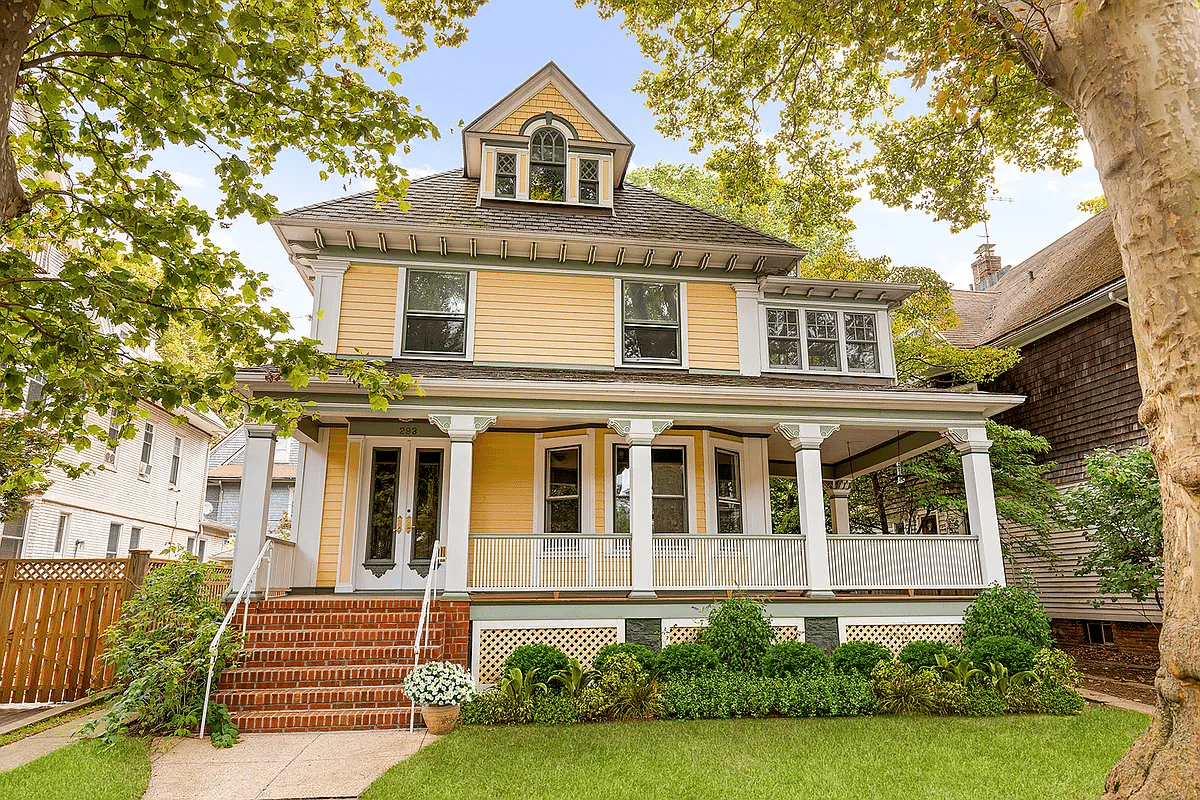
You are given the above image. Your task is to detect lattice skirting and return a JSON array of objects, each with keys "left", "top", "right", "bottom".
[
  {"left": 667, "top": 625, "right": 802, "bottom": 646},
  {"left": 477, "top": 626, "right": 619, "bottom": 683},
  {"left": 844, "top": 623, "right": 964, "bottom": 655}
]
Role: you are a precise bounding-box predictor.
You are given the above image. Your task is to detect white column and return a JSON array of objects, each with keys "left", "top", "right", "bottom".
[
  {"left": 824, "top": 479, "right": 853, "bottom": 535},
  {"left": 944, "top": 427, "right": 1007, "bottom": 587},
  {"left": 430, "top": 414, "right": 496, "bottom": 600},
  {"left": 231, "top": 425, "right": 276, "bottom": 596},
  {"left": 779, "top": 422, "right": 839, "bottom": 597},
  {"left": 609, "top": 418, "right": 673, "bottom": 599},
  {"left": 291, "top": 428, "right": 328, "bottom": 588},
  {"left": 310, "top": 261, "right": 349, "bottom": 353}
]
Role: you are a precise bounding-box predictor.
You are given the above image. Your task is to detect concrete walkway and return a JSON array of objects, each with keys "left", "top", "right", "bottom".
[
  {"left": 1079, "top": 687, "right": 1155, "bottom": 716},
  {"left": 143, "top": 730, "right": 432, "bottom": 800},
  {"left": 0, "top": 708, "right": 106, "bottom": 772}
]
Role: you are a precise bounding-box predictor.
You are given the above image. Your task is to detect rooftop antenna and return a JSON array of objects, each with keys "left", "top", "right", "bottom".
[{"left": 977, "top": 197, "right": 1014, "bottom": 247}]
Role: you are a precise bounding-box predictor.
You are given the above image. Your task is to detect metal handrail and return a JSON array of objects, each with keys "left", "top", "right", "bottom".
[
  {"left": 198, "top": 539, "right": 273, "bottom": 739},
  {"left": 408, "top": 538, "right": 443, "bottom": 733}
]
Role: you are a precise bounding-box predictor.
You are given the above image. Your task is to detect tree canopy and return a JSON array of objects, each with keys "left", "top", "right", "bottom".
[{"left": 0, "top": 0, "right": 483, "bottom": 519}]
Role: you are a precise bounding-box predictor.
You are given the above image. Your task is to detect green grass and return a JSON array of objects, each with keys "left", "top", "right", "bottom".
[
  {"left": 363, "top": 708, "right": 1148, "bottom": 800},
  {"left": 0, "top": 738, "right": 150, "bottom": 800}
]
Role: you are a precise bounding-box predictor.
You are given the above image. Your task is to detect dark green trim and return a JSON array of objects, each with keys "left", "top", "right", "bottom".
[{"left": 828, "top": 430, "right": 945, "bottom": 479}]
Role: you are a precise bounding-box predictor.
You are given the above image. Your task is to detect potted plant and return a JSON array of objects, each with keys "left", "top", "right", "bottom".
[{"left": 404, "top": 661, "right": 476, "bottom": 734}]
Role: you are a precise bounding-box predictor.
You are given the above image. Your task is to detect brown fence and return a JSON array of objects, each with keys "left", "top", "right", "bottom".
[
  {"left": 0, "top": 552, "right": 233, "bottom": 704},
  {"left": 149, "top": 558, "right": 232, "bottom": 602}
]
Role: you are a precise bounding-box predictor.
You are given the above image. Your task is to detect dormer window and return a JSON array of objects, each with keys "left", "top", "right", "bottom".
[
  {"left": 529, "top": 128, "right": 566, "bottom": 202},
  {"left": 579, "top": 159, "right": 599, "bottom": 204},
  {"left": 495, "top": 152, "right": 517, "bottom": 198}
]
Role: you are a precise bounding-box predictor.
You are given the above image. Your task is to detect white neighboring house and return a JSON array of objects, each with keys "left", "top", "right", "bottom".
[{"left": 2, "top": 393, "right": 227, "bottom": 561}]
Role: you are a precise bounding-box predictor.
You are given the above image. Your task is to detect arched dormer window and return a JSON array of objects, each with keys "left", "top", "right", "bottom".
[{"left": 529, "top": 127, "right": 566, "bottom": 202}]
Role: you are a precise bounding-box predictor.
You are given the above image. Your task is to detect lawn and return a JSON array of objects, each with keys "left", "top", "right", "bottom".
[
  {"left": 363, "top": 708, "right": 1148, "bottom": 800},
  {"left": 0, "top": 738, "right": 151, "bottom": 800}
]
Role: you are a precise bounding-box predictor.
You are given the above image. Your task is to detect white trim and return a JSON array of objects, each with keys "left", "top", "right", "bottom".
[
  {"left": 334, "top": 435, "right": 357, "bottom": 593},
  {"left": 615, "top": 278, "right": 688, "bottom": 370},
  {"left": 533, "top": 433, "right": 596, "bottom": 536},
  {"left": 311, "top": 261, "right": 349, "bottom": 353},
  {"left": 836, "top": 615, "right": 965, "bottom": 644},
  {"left": 393, "top": 265, "right": 475, "bottom": 361},
  {"left": 469, "top": 618, "right": 625, "bottom": 682},
  {"left": 759, "top": 304, "right": 894, "bottom": 379}
]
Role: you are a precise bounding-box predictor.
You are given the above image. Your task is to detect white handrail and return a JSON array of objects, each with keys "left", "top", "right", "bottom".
[
  {"left": 199, "top": 539, "right": 273, "bottom": 739},
  {"left": 408, "top": 538, "right": 443, "bottom": 733}
]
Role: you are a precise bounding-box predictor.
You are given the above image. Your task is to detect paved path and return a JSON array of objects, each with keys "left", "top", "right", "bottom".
[
  {"left": 0, "top": 708, "right": 106, "bottom": 773},
  {"left": 1080, "top": 687, "right": 1155, "bottom": 716},
  {"left": 0, "top": 706, "right": 51, "bottom": 732},
  {"left": 143, "top": 730, "right": 432, "bottom": 800}
]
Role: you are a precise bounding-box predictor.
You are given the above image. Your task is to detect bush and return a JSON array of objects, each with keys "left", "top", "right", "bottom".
[
  {"left": 1003, "top": 681, "right": 1042, "bottom": 714},
  {"left": 961, "top": 580, "right": 1053, "bottom": 648},
  {"left": 84, "top": 552, "right": 242, "bottom": 747},
  {"left": 502, "top": 644, "right": 570, "bottom": 683},
  {"left": 870, "top": 661, "right": 965, "bottom": 715},
  {"left": 968, "top": 635, "right": 1038, "bottom": 673},
  {"left": 461, "top": 691, "right": 507, "bottom": 725},
  {"left": 1033, "top": 648, "right": 1082, "bottom": 688},
  {"left": 659, "top": 671, "right": 875, "bottom": 720},
  {"left": 761, "top": 641, "right": 829, "bottom": 677},
  {"left": 580, "top": 652, "right": 661, "bottom": 722},
  {"left": 1039, "top": 685, "right": 1087, "bottom": 715},
  {"left": 593, "top": 642, "right": 657, "bottom": 674},
  {"left": 831, "top": 641, "right": 892, "bottom": 677},
  {"left": 654, "top": 643, "right": 719, "bottom": 680},
  {"left": 898, "top": 640, "right": 964, "bottom": 670},
  {"left": 961, "top": 686, "right": 1007, "bottom": 717},
  {"left": 530, "top": 694, "right": 582, "bottom": 725},
  {"left": 701, "top": 597, "right": 775, "bottom": 672}
]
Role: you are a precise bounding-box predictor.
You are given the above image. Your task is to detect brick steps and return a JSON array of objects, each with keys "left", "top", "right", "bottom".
[
  {"left": 240, "top": 611, "right": 437, "bottom": 630},
  {"left": 239, "top": 627, "right": 426, "bottom": 647},
  {"left": 233, "top": 707, "right": 417, "bottom": 733},
  {"left": 216, "top": 685, "right": 411, "bottom": 711},
  {"left": 238, "top": 645, "right": 420, "bottom": 668},
  {"left": 220, "top": 664, "right": 414, "bottom": 690}
]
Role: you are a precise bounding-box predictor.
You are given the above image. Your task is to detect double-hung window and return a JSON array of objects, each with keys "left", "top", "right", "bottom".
[
  {"left": 544, "top": 446, "right": 582, "bottom": 554},
  {"left": 128, "top": 526, "right": 141, "bottom": 551},
  {"left": 843, "top": 312, "right": 880, "bottom": 372},
  {"left": 765, "top": 307, "right": 882, "bottom": 374},
  {"left": 621, "top": 282, "right": 681, "bottom": 365},
  {"left": 402, "top": 270, "right": 469, "bottom": 356},
  {"left": 169, "top": 436, "right": 182, "bottom": 487},
  {"left": 139, "top": 423, "right": 155, "bottom": 476},
  {"left": 106, "top": 523, "right": 122, "bottom": 558},
  {"left": 613, "top": 445, "right": 688, "bottom": 535},
  {"left": 714, "top": 450, "right": 743, "bottom": 534},
  {"left": 54, "top": 513, "right": 70, "bottom": 555},
  {"left": 104, "top": 419, "right": 119, "bottom": 466},
  {"left": 0, "top": 509, "right": 27, "bottom": 558}
]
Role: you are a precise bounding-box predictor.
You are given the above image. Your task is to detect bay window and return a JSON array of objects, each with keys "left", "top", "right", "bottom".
[
  {"left": 714, "top": 449, "right": 743, "bottom": 534},
  {"left": 613, "top": 445, "right": 688, "bottom": 534},
  {"left": 764, "top": 306, "right": 883, "bottom": 374},
  {"left": 402, "top": 270, "right": 469, "bottom": 356},
  {"left": 621, "top": 282, "right": 681, "bottom": 365}
]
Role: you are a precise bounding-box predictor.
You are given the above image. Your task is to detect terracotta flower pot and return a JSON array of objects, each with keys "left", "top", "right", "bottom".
[{"left": 421, "top": 704, "right": 461, "bottom": 735}]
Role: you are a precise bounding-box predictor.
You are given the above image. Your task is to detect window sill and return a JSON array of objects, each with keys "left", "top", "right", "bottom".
[
  {"left": 396, "top": 352, "right": 472, "bottom": 362},
  {"left": 616, "top": 363, "right": 688, "bottom": 372},
  {"left": 137, "top": 473, "right": 152, "bottom": 483},
  {"left": 761, "top": 366, "right": 887, "bottom": 379}
]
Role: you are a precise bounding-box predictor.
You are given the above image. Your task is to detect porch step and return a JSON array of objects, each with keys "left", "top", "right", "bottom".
[
  {"left": 238, "top": 645, "right": 428, "bottom": 668},
  {"left": 240, "top": 627, "right": 432, "bottom": 647},
  {"left": 240, "top": 611, "right": 437, "bottom": 630},
  {"left": 251, "top": 597, "right": 427, "bottom": 612},
  {"left": 231, "top": 707, "right": 416, "bottom": 733},
  {"left": 219, "top": 664, "right": 412, "bottom": 691},
  {"left": 215, "top": 685, "right": 411, "bottom": 711}
]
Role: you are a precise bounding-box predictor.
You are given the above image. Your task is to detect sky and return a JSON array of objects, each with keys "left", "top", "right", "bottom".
[{"left": 158, "top": 1, "right": 1103, "bottom": 332}]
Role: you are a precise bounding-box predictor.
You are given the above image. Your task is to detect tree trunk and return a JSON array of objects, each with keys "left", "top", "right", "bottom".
[
  {"left": 870, "top": 471, "right": 890, "bottom": 534},
  {"left": 1039, "top": 1, "right": 1200, "bottom": 795},
  {"left": 0, "top": 0, "right": 37, "bottom": 223}
]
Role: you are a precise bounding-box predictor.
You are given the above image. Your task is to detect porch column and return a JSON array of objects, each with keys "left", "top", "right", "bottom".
[
  {"left": 944, "top": 427, "right": 1007, "bottom": 587},
  {"left": 823, "top": 479, "right": 854, "bottom": 535},
  {"left": 431, "top": 415, "right": 496, "bottom": 600},
  {"left": 779, "top": 422, "right": 839, "bottom": 597},
  {"left": 231, "top": 425, "right": 276, "bottom": 597},
  {"left": 609, "top": 418, "right": 673, "bottom": 599}
]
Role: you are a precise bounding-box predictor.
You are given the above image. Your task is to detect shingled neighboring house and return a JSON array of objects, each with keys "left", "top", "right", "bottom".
[
  {"left": 947, "top": 210, "right": 1159, "bottom": 667},
  {"left": 204, "top": 426, "right": 300, "bottom": 552}
]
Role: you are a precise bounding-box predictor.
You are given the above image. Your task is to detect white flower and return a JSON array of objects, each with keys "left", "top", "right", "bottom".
[{"left": 405, "top": 661, "right": 476, "bottom": 707}]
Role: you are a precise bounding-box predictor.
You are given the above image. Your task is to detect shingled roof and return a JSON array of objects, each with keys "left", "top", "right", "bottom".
[
  {"left": 948, "top": 210, "right": 1124, "bottom": 347},
  {"left": 280, "top": 170, "right": 804, "bottom": 254}
]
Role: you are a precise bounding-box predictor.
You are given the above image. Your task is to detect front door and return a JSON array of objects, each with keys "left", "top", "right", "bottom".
[{"left": 356, "top": 442, "right": 448, "bottom": 590}]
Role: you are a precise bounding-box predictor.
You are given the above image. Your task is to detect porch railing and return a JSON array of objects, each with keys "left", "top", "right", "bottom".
[
  {"left": 827, "top": 535, "right": 985, "bottom": 590},
  {"left": 652, "top": 534, "right": 807, "bottom": 590},
  {"left": 468, "top": 534, "right": 633, "bottom": 591}
]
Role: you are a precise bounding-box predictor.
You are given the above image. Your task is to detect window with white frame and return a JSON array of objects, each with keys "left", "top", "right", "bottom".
[
  {"left": 104, "top": 419, "right": 119, "bottom": 466},
  {"left": 494, "top": 152, "right": 517, "bottom": 198},
  {"left": 129, "top": 526, "right": 141, "bottom": 551},
  {"left": 53, "top": 513, "right": 70, "bottom": 555},
  {"left": 1, "top": 508, "right": 29, "bottom": 558},
  {"left": 106, "top": 522, "right": 122, "bottom": 558},
  {"left": 139, "top": 423, "right": 155, "bottom": 476},
  {"left": 544, "top": 446, "right": 582, "bottom": 555},
  {"left": 169, "top": 436, "right": 182, "bottom": 487},
  {"left": 402, "top": 270, "right": 469, "bottom": 356},
  {"left": 578, "top": 159, "right": 599, "bottom": 204},
  {"left": 764, "top": 307, "right": 882, "bottom": 374},
  {"left": 621, "top": 282, "right": 681, "bottom": 365},
  {"left": 613, "top": 445, "right": 688, "bottom": 535},
  {"left": 714, "top": 449, "right": 743, "bottom": 534}
]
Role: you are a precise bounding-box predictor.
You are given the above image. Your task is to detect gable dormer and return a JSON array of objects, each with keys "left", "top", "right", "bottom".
[{"left": 462, "top": 63, "right": 634, "bottom": 208}]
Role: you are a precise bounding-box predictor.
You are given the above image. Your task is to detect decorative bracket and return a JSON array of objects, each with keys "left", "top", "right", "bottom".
[
  {"left": 429, "top": 414, "right": 496, "bottom": 442},
  {"left": 822, "top": 478, "right": 854, "bottom": 497},
  {"left": 777, "top": 422, "right": 840, "bottom": 450},
  {"left": 941, "top": 427, "right": 992, "bottom": 454},
  {"left": 608, "top": 418, "right": 673, "bottom": 445}
]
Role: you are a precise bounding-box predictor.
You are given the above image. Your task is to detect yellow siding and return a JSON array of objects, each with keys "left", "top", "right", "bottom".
[
  {"left": 339, "top": 440, "right": 362, "bottom": 585},
  {"left": 686, "top": 281, "right": 740, "bottom": 371},
  {"left": 316, "top": 427, "right": 348, "bottom": 587},
  {"left": 471, "top": 432, "right": 535, "bottom": 533},
  {"left": 491, "top": 84, "right": 602, "bottom": 140},
  {"left": 474, "top": 271, "right": 615, "bottom": 366},
  {"left": 337, "top": 264, "right": 398, "bottom": 356}
]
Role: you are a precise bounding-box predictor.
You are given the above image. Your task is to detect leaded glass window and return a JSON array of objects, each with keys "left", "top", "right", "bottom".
[
  {"left": 409, "top": 449, "right": 442, "bottom": 564},
  {"left": 613, "top": 445, "right": 688, "bottom": 534},
  {"left": 844, "top": 312, "right": 880, "bottom": 373},
  {"left": 714, "top": 449, "right": 743, "bottom": 534},
  {"left": 766, "top": 308, "right": 801, "bottom": 368},
  {"left": 403, "top": 270, "right": 468, "bottom": 355},
  {"left": 622, "top": 282, "right": 681, "bottom": 364},
  {"left": 495, "top": 152, "right": 516, "bottom": 198},
  {"left": 365, "top": 448, "right": 400, "bottom": 566},
  {"left": 579, "top": 159, "right": 599, "bottom": 204},
  {"left": 529, "top": 128, "right": 566, "bottom": 202},
  {"left": 805, "top": 310, "right": 840, "bottom": 370}
]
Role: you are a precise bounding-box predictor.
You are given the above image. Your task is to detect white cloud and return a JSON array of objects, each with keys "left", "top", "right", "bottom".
[
  {"left": 1045, "top": 179, "right": 1059, "bottom": 193},
  {"left": 406, "top": 165, "right": 442, "bottom": 179},
  {"left": 170, "top": 172, "right": 206, "bottom": 189}
]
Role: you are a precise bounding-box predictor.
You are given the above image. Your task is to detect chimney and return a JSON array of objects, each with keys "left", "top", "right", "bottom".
[{"left": 970, "top": 243, "right": 1009, "bottom": 290}]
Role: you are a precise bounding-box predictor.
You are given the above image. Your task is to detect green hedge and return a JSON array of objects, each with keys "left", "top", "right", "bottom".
[{"left": 659, "top": 672, "right": 876, "bottom": 720}]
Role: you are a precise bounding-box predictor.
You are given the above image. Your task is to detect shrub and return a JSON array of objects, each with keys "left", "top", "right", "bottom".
[
  {"left": 1003, "top": 681, "right": 1042, "bottom": 713},
  {"left": 593, "top": 642, "right": 657, "bottom": 674},
  {"left": 577, "top": 652, "right": 661, "bottom": 722},
  {"left": 774, "top": 673, "right": 877, "bottom": 718},
  {"left": 461, "top": 691, "right": 507, "bottom": 725},
  {"left": 654, "top": 643, "right": 719, "bottom": 680},
  {"left": 1039, "top": 685, "right": 1087, "bottom": 715},
  {"left": 405, "top": 662, "right": 475, "bottom": 707},
  {"left": 1033, "top": 648, "right": 1082, "bottom": 688},
  {"left": 549, "top": 658, "right": 597, "bottom": 698},
  {"left": 968, "top": 635, "right": 1038, "bottom": 673},
  {"left": 84, "top": 552, "right": 242, "bottom": 747},
  {"left": 659, "top": 672, "right": 875, "bottom": 720},
  {"left": 961, "top": 580, "right": 1053, "bottom": 648},
  {"left": 870, "top": 661, "right": 964, "bottom": 715},
  {"left": 831, "top": 641, "right": 892, "bottom": 677},
  {"left": 502, "top": 644, "right": 570, "bottom": 682},
  {"left": 761, "top": 641, "right": 829, "bottom": 677},
  {"left": 961, "top": 686, "right": 1006, "bottom": 717},
  {"left": 530, "top": 694, "right": 582, "bottom": 725},
  {"left": 898, "top": 640, "right": 964, "bottom": 670},
  {"left": 700, "top": 597, "right": 775, "bottom": 672}
]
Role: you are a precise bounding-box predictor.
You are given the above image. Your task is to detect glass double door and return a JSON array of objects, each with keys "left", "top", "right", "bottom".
[{"left": 358, "top": 443, "right": 447, "bottom": 589}]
